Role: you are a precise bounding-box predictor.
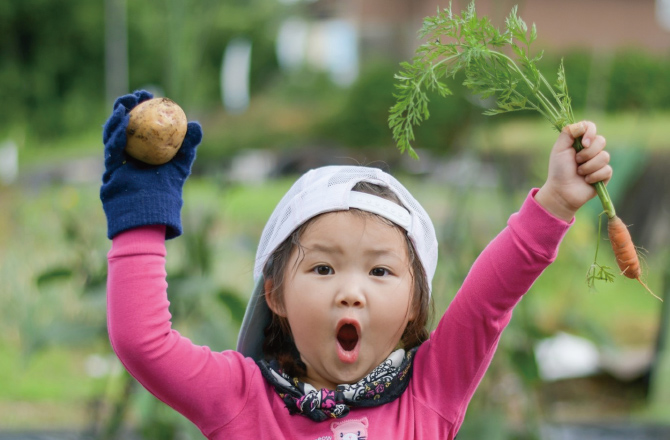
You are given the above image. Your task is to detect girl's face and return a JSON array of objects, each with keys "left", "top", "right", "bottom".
[{"left": 267, "top": 210, "right": 415, "bottom": 390}]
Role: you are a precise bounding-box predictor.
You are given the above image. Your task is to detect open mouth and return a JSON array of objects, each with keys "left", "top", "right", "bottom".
[{"left": 337, "top": 323, "right": 359, "bottom": 352}]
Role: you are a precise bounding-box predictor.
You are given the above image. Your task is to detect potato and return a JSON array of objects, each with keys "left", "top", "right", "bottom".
[{"left": 125, "top": 97, "right": 188, "bottom": 165}]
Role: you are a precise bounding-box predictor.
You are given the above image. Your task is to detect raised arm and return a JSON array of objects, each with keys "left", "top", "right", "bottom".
[
  {"left": 101, "top": 92, "right": 255, "bottom": 435},
  {"left": 107, "top": 226, "right": 257, "bottom": 434},
  {"left": 411, "top": 121, "right": 612, "bottom": 434}
]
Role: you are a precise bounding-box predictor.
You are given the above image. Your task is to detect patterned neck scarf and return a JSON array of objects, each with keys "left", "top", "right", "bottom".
[{"left": 257, "top": 347, "right": 417, "bottom": 422}]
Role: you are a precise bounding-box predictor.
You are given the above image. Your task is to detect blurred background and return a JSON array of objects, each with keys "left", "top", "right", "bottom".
[{"left": 1, "top": 0, "right": 670, "bottom": 438}]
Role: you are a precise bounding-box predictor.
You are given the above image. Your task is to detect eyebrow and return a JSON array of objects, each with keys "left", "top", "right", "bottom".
[
  {"left": 305, "top": 243, "right": 343, "bottom": 254},
  {"left": 305, "top": 243, "right": 405, "bottom": 259}
]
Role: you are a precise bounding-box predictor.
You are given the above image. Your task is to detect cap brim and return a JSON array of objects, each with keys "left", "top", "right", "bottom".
[{"left": 236, "top": 277, "right": 271, "bottom": 361}]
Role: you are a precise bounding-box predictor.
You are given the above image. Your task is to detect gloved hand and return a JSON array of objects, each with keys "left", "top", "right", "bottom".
[{"left": 100, "top": 90, "right": 203, "bottom": 240}]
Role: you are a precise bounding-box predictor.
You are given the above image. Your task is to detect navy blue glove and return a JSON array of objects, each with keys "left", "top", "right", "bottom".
[{"left": 100, "top": 90, "right": 203, "bottom": 240}]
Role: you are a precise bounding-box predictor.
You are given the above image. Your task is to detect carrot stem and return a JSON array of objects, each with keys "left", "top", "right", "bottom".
[{"left": 571, "top": 137, "right": 616, "bottom": 219}]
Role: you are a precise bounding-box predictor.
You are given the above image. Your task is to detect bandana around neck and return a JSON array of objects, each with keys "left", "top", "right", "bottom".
[{"left": 257, "top": 347, "right": 418, "bottom": 422}]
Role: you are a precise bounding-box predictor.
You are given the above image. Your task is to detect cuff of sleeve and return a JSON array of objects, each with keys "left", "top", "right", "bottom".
[
  {"left": 103, "top": 190, "right": 183, "bottom": 240},
  {"left": 108, "top": 225, "right": 167, "bottom": 259},
  {"left": 508, "top": 188, "right": 573, "bottom": 261}
]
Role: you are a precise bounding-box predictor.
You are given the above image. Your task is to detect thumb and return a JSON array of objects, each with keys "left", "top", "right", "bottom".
[
  {"left": 563, "top": 121, "right": 587, "bottom": 139},
  {"left": 553, "top": 126, "right": 582, "bottom": 154},
  {"left": 175, "top": 121, "right": 202, "bottom": 163},
  {"left": 182, "top": 122, "right": 203, "bottom": 151}
]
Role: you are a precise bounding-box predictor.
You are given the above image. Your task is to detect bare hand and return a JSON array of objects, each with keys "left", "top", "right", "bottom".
[{"left": 534, "top": 121, "right": 613, "bottom": 221}]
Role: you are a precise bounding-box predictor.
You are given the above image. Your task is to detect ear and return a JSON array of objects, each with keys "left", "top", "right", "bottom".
[
  {"left": 407, "top": 310, "right": 418, "bottom": 323},
  {"left": 264, "top": 278, "right": 286, "bottom": 317},
  {"left": 407, "top": 291, "right": 418, "bottom": 322}
]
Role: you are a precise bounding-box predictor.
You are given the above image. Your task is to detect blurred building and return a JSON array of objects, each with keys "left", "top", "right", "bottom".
[{"left": 309, "top": 0, "right": 670, "bottom": 62}]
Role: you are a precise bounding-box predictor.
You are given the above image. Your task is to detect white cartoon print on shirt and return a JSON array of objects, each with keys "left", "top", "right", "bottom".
[{"left": 330, "top": 417, "right": 369, "bottom": 439}]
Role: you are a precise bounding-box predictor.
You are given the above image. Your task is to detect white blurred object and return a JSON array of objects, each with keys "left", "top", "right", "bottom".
[
  {"left": 306, "top": 19, "right": 358, "bottom": 87},
  {"left": 221, "top": 37, "right": 252, "bottom": 113},
  {"left": 228, "top": 150, "right": 277, "bottom": 184},
  {"left": 276, "top": 17, "right": 309, "bottom": 71},
  {"left": 657, "top": 0, "right": 670, "bottom": 31},
  {"left": 276, "top": 17, "right": 359, "bottom": 87},
  {"left": 85, "top": 354, "right": 123, "bottom": 378},
  {"left": 535, "top": 332, "right": 600, "bottom": 381},
  {"left": 0, "top": 140, "right": 18, "bottom": 185},
  {"left": 599, "top": 347, "right": 654, "bottom": 381},
  {"left": 321, "top": 20, "right": 358, "bottom": 87}
]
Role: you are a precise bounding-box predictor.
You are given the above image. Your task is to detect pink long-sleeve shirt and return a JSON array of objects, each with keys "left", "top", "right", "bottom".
[{"left": 107, "top": 189, "right": 571, "bottom": 439}]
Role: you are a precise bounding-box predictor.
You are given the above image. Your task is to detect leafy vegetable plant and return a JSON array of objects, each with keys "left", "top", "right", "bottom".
[{"left": 389, "top": 2, "right": 660, "bottom": 299}]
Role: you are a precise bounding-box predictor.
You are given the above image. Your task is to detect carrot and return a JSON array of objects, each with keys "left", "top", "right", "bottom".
[{"left": 608, "top": 216, "right": 662, "bottom": 301}]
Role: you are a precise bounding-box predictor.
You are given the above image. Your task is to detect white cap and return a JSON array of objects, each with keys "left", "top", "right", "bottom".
[{"left": 237, "top": 165, "right": 438, "bottom": 360}]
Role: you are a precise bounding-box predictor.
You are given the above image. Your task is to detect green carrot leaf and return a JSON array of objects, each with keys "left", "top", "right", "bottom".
[{"left": 388, "top": 0, "right": 569, "bottom": 155}]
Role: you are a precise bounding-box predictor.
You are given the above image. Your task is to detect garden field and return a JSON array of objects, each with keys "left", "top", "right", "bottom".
[{"left": 1, "top": 128, "right": 667, "bottom": 436}]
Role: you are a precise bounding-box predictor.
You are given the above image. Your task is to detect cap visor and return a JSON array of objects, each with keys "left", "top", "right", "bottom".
[{"left": 236, "top": 277, "right": 271, "bottom": 361}]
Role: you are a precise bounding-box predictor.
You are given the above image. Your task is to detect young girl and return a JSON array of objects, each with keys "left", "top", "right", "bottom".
[{"left": 102, "top": 91, "right": 612, "bottom": 439}]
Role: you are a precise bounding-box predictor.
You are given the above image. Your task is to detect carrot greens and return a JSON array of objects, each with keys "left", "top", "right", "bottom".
[
  {"left": 389, "top": 2, "right": 571, "bottom": 154},
  {"left": 390, "top": 2, "right": 656, "bottom": 295}
]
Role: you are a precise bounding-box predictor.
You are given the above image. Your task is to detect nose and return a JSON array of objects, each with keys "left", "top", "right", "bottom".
[
  {"left": 335, "top": 275, "right": 366, "bottom": 308},
  {"left": 339, "top": 294, "right": 364, "bottom": 308}
]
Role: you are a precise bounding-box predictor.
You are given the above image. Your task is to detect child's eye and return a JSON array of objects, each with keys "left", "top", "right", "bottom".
[
  {"left": 370, "top": 267, "right": 391, "bottom": 277},
  {"left": 313, "top": 265, "right": 333, "bottom": 275}
]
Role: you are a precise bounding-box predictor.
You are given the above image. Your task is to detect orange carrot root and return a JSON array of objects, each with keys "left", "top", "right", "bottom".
[
  {"left": 608, "top": 216, "right": 663, "bottom": 301},
  {"left": 607, "top": 216, "right": 639, "bottom": 279}
]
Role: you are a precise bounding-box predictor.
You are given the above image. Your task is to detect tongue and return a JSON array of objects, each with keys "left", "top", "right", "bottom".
[{"left": 337, "top": 324, "right": 358, "bottom": 351}]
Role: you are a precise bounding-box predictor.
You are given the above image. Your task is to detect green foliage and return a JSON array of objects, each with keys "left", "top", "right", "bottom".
[
  {"left": 127, "top": 0, "right": 281, "bottom": 109},
  {"left": 0, "top": 0, "right": 281, "bottom": 141},
  {"left": 5, "top": 180, "right": 248, "bottom": 435},
  {"left": 545, "top": 51, "right": 591, "bottom": 112},
  {"left": 586, "top": 213, "right": 617, "bottom": 287},
  {"left": 389, "top": 2, "right": 578, "bottom": 158},
  {"left": 0, "top": 342, "right": 103, "bottom": 401},
  {"left": 538, "top": 49, "right": 670, "bottom": 114},
  {"left": 320, "top": 63, "right": 400, "bottom": 149},
  {"left": 0, "top": 0, "right": 106, "bottom": 137},
  {"left": 607, "top": 50, "right": 670, "bottom": 111},
  {"left": 320, "top": 62, "right": 475, "bottom": 155}
]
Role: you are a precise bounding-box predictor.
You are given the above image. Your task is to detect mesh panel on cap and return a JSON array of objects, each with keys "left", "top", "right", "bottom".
[{"left": 253, "top": 166, "right": 438, "bottom": 292}]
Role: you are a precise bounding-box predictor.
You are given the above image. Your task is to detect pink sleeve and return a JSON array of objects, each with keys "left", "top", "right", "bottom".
[
  {"left": 412, "top": 189, "right": 572, "bottom": 429},
  {"left": 106, "top": 225, "right": 257, "bottom": 434}
]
